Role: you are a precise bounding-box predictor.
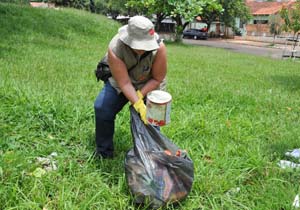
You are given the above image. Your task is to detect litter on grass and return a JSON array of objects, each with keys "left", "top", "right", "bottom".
[
  {"left": 226, "top": 187, "right": 241, "bottom": 196},
  {"left": 278, "top": 160, "right": 300, "bottom": 169},
  {"left": 278, "top": 148, "right": 300, "bottom": 169},
  {"left": 293, "top": 194, "right": 299, "bottom": 208},
  {"left": 29, "top": 152, "right": 58, "bottom": 178},
  {"left": 36, "top": 157, "right": 58, "bottom": 171},
  {"left": 285, "top": 149, "right": 300, "bottom": 159},
  {"left": 31, "top": 167, "right": 46, "bottom": 178}
]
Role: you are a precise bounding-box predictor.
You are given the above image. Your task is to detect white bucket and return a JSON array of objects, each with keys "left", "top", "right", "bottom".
[{"left": 146, "top": 90, "right": 172, "bottom": 126}]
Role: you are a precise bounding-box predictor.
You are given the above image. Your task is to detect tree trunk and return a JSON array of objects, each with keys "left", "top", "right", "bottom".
[
  {"left": 207, "top": 22, "right": 211, "bottom": 31},
  {"left": 183, "top": 22, "right": 189, "bottom": 31},
  {"left": 174, "top": 16, "right": 183, "bottom": 42},
  {"left": 90, "top": 0, "right": 95, "bottom": 13},
  {"left": 155, "top": 13, "right": 165, "bottom": 32}
]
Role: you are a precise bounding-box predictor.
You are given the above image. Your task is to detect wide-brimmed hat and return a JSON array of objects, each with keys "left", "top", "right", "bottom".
[{"left": 119, "top": 16, "right": 159, "bottom": 51}]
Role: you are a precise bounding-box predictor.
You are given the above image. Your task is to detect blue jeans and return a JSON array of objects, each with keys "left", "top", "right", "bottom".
[{"left": 94, "top": 81, "right": 128, "bottom": 158}]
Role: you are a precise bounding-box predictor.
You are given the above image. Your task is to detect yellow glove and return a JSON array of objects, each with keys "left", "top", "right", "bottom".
[
  {"left": 136, "top": 90, "right": 144, "bottom": 100},
  {"left": 133, "top": 98, "right": 147, "bottom": 124}
]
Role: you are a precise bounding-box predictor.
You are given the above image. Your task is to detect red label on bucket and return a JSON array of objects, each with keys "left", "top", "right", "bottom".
[{"left": 146, "top": 90, "right": 172, "bottom": 126}]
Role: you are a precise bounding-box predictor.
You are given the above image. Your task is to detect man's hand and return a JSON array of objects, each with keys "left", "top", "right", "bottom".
[{"left": 133, "top": 98, "right": 147, "bottom": 124}]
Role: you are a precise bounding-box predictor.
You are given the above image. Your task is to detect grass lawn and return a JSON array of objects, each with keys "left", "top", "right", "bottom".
[{"left": 1, "top": 3, "right": 300, "bottom": 210}]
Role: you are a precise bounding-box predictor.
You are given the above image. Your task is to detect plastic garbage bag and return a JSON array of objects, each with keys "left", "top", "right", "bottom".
[{"left": 125, "top": 107, "right": 194, "bottom": 209}]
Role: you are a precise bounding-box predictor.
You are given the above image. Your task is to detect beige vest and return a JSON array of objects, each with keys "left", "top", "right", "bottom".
[{"left": 107, "top": 34, "right": 166, "bottom": 93}]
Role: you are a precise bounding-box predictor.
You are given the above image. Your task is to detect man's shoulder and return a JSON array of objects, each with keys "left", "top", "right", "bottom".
[{"left": 109, "top": 34, "right": 121, "bottom": 48}]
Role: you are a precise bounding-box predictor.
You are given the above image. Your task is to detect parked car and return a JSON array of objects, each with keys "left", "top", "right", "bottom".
[{"left": 182, "top": 28, "right": 208, "bottom": 40}]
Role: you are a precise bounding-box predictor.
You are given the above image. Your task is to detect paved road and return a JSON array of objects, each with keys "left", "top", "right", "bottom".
[{"left": 183, "top": 38, "right": 284, "bottom": 59}]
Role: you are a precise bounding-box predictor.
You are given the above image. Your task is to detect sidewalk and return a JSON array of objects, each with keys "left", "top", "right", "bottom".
[
  {"left": 221, "top": 37, "right": 286, "bottom": 49},
  {"left": 183, "top": 37, "right": 285, "bottom": 59}
]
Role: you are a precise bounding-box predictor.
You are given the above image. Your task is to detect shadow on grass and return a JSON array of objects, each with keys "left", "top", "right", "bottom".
[{"left": 271, "top": 75, "right": 300, "bottom": 91}]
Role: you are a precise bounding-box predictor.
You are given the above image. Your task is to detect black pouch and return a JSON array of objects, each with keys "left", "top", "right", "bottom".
[
  {"left": 95, "top": 56, "right": 111, "bottom": 82},
  {"left": 125, "top": 107, "right": 194, "bottom": 209}
]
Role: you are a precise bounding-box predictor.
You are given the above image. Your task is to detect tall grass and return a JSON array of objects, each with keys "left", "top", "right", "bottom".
[{"left": 1, "top": 3, "right": 300, "bottom": 210}]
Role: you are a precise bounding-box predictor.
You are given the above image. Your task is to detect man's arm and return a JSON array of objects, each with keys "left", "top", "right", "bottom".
[{"left": 107, "top": 48, "right": 139, "bottom": 104}]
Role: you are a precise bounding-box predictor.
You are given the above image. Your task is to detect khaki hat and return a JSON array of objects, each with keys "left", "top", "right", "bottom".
[{"left": 118, "top": 16, "right": 159, "bottom": 51}]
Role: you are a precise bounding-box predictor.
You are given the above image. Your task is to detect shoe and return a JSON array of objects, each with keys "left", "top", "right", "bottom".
[{"left": 93, "top": 150, "right": 113, "bottom": 159}]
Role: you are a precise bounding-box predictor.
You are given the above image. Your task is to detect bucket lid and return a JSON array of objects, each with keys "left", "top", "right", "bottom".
[{"left": 147, "top": 90, "right": 172, "bottom": 104}]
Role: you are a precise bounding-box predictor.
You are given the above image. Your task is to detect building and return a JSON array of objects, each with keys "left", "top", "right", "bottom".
[{"left": 245, "top": 0, "right": 296, "bottom": 36}]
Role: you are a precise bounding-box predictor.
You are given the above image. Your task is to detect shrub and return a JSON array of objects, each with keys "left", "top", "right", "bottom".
[{"left": 0, "top": 0, "right": 30, "bottom": 4}]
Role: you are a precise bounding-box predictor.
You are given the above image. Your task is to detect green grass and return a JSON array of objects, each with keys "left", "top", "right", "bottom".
[{"left": 1, "top": 3, "right": 300, "bottom": 210}]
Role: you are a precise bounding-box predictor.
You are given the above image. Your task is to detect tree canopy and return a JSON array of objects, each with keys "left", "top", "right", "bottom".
[
  {"left": 43, "top": 0, "right": 251, "bottom": 39},
  {"left": 218, "top": 0, "right": 250, "bottom": 28},
  {"left": 126, "top": 0, "right": 221, "bottom": 40}
]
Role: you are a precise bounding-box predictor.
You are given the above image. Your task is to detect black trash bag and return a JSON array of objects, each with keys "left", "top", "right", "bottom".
[{"left": 125, "top": 107, "right": 194, "bottom": 209}]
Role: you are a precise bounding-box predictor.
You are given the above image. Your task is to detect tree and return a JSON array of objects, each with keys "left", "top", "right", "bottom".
[
  {"left": 269, "top": 14, "right": 282, "bottom": 44},
  {"left": 218, "top": 0, "right": 251, "bottom": 37},
  {"left": 127, "top": 0, "right": 220, "bottom": 41},
  {"left": 51, "top": 0, "right": 89, "bottom": 9},
  {"left": 126, "top": 0, "right": 170, "bottom": 32},
  {"left": 167, "top": 0, "right": 206, "bottom": 40},
  {"left": 200, "top": 2, "right": 223, "bottom": 31},
  {"left": 107, "top": 0, "right": 129, "bottom": 16},
  {"left": 87, "top": 0, "right": 129, "bottom": 17},
  {"left": 280, "top": 0, "right": 300, "bottom": 39},
  {"left": 90, "top": 0, "right": 95, "bottom": 13},
  {"left": 50, "top": 0, "right": 128, "bottom": 16},
  {"left": 92, "top": 0, "right": 108, "bottom": 14}
]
